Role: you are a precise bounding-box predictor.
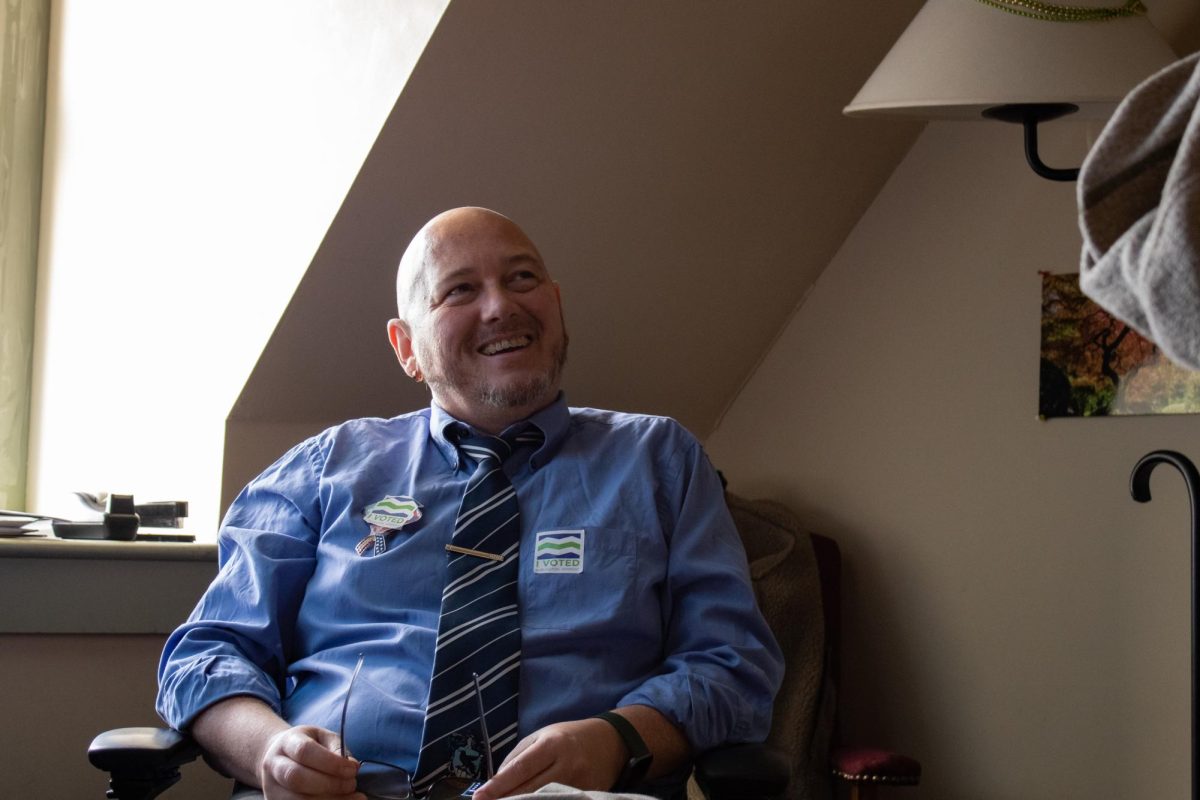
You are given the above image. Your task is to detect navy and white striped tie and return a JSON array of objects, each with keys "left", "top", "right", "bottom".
[{"left": 413, "top": 426, "right": 542, "bottom": 792}]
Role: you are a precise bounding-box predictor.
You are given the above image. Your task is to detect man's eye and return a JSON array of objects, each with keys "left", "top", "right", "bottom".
[
  {"left": 444, "top": 284, "right": 473, "bottom": 300},
  {"left": 509, "top": 271, "right": 540, "bottom": 291}
]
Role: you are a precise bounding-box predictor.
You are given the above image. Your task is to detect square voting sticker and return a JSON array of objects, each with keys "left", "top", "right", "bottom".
[{"left": 534, "top": 529, "right": 584, "bottom": 574}]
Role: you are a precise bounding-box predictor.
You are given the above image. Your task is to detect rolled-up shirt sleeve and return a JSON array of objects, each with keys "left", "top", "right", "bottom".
[
  {"left": 156, "top": 436, "right": 325, "bottom": 730},
  {"left": 617, "top": 438, "right": 784, "bottom": 754}
]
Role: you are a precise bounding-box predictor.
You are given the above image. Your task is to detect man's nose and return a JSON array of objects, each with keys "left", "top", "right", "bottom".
[{"left": 479, "top": 285, "right": 520, "bottom": 321}]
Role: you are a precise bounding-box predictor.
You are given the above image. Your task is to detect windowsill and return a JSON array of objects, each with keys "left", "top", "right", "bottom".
[
  {"left": 0, "top": 535, "right": 216, "bottom": 561},
  {"left": 0, "top": 536, "right": 218, "bottom": 634}
]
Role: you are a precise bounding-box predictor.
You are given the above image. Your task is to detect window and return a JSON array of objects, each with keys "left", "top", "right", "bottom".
[{"left": 27, "top": 1, "right": 448, "bottom": 537}]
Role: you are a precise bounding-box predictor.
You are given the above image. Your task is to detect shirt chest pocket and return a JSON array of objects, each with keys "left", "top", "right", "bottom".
[{"left": 519, "top": 526, "right": 643, "bottom": 632}]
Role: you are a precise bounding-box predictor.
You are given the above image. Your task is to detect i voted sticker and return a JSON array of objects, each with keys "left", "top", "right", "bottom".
[
  {"left": 363, "top": 496, "right": 421, "bottom": 530},
  {"left": 533, "top": 529, "right": 584, "bottom": 574},
  {"left": 356, "top": 495, "right": 421, "bottom": 556}
]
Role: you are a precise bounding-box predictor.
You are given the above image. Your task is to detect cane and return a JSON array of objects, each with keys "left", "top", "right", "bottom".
[{"left": 1131, "top": 450, "right": 1200, "bottom": 800}]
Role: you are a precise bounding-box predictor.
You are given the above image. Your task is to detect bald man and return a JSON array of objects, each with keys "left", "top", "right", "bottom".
[{"left": 157, "top": 209, "right": 783, "bottom": 800}]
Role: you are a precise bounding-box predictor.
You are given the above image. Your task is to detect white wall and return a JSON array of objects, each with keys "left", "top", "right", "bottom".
[
  {"left": 2, "top": 634, "right": 232, "bottom": 800},
  {"left": 28, "top": 0, "right": 447, "bottom": 533},
  {"left": 707, "top": 120, "right": 1200, "bottom": 798}
]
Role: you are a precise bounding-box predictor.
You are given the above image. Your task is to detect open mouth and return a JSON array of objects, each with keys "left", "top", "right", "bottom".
[{"left": 478, "top": 335, "right": 533, "bottom": 356}]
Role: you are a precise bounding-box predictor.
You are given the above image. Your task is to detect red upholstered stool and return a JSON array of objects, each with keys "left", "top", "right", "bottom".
[{"left": 831, "top": 746, "right": 921, "bottom": 800}]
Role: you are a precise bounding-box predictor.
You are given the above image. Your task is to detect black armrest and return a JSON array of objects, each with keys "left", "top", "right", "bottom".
[
  {"left": 693, "top": 743, "right": 790, "bottom": 800},
  {"left": 88, "top": 727, "right": 202, "bottom": 800}
]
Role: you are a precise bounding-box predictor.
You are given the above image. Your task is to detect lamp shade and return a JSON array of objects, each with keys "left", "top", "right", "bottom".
[{"left": 844, "top": 0, "right": 1179, "bottom": 120}]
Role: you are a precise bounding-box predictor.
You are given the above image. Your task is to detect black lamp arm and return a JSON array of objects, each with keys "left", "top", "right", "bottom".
[{"left": 981, "top": 103, "right": 1081, "bottom": 182}]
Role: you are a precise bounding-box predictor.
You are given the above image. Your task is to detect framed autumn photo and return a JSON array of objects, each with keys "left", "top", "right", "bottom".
[{"left": 1039, "top": 272, "right": 1200, "bottom": 419}]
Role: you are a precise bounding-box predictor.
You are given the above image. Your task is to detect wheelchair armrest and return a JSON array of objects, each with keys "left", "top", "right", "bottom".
[
  {"left": 88, "top": 727, "right": 202, "bottom": 800},
  {"left": 693, "top": 742, "right": 790, "bottom": 800}
]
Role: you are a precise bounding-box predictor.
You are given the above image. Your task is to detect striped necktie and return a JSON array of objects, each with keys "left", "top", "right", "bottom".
[{"left": 413, "top": 426, "right": 542, "bottom": 792}]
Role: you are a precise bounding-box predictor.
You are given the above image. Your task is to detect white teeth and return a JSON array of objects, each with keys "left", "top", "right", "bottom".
[{"left": 481, "top": 336, "right": 531, "bottom": 355}]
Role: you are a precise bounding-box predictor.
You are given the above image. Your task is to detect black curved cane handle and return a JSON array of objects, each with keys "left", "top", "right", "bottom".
[
  {"left": 1130, "top": 449, "right": 1200, "bottom": 800},
  {"left": 1131, "top": 450, "right": 1200, "bottom": 509}
]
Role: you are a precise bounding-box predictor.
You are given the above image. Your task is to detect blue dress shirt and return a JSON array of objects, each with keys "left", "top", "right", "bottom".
[{"left": 157, "top": 394, "right": 783, "bottom": 776}]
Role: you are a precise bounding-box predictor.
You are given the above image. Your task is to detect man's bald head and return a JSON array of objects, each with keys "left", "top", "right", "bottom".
[
  {"left": 386, "top": 207, "right": 567, "bottom": 433},
  {"left": 395, "top": 207, "right": 546, "bottom": 321}
]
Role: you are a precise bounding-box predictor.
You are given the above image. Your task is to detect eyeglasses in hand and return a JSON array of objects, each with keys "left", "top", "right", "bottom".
[{"left": 339, "top": 654, "right": 496, "bottom": 800}]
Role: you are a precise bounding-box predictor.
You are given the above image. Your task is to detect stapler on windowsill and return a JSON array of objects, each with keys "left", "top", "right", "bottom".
[
  {"left": 53, "top": 494, "right": 140, "bottom": 540},
  {"left": 52, "top": 495, "right": 192, "bottom": 541}
]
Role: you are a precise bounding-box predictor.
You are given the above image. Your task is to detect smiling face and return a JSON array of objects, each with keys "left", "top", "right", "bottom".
[{"left": 388, "top": 208, "right": 568, "bottom": 433}]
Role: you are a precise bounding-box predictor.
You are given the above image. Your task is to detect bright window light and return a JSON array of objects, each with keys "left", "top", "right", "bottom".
[{"left": 28, "top": 0, "right": 448, "bottom": 537}]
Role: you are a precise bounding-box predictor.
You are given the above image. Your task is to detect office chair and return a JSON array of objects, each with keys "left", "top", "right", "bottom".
[
  {"left": 694, "top": 494, "right": 920, "bottom": 800},
  {"left": 90, "top": 495, "right": 919, "bottom": 800}
]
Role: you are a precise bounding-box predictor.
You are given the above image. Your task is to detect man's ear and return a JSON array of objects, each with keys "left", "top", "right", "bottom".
[
  {"left": 552, "top": 281, "right": 568, "bottom": 334},
  {"left": 387, "top": 318, "right": 423, "bottom": 382}
]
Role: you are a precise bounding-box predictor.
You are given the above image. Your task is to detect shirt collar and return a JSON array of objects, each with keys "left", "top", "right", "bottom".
[{"left": 429, "top": 392, "right": 570, "bottom": 472}]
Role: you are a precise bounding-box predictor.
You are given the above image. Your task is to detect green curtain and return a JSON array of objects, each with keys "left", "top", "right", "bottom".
[{"left": 0, "top": 0, "right": 50, "bottom": 511}]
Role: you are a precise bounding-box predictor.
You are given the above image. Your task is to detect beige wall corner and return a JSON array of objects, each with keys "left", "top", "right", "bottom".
[{"left": 707, "top": 119, "right": 1199, "bottom": 798}]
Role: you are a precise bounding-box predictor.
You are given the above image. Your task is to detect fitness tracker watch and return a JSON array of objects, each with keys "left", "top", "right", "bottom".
[{"left": 592, "top": 711, "right": 654, "bottom": 791}]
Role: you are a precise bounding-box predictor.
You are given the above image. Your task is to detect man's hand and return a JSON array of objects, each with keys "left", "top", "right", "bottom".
[
  {"left": 192, "top": 697, "right": 363, "bottom": 800},
  {"left": 471, "top": 718, "right": 624, "bottom": 800},
  {"left": 258, "top": 725, "right": 363, "bottom": 800}
]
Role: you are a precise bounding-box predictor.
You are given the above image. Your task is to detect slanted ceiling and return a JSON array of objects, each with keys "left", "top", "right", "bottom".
[{"left": 225, "top": 0, "right": 925, "bottom": 498}]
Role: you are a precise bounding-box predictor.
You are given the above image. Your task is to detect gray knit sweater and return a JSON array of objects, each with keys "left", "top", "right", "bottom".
[{"left": 1078, "top": 50, "right": 1200, "bottom": 369}]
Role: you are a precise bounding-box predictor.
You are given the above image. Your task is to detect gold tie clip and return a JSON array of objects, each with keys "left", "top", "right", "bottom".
[{"left": 445, "top": 544, "right": 504, "bottom": 562}]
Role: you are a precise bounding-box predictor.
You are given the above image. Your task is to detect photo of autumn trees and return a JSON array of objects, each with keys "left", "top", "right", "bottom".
[{"left": 1040, "top": 272, "right": 1200, "bottom": 418}]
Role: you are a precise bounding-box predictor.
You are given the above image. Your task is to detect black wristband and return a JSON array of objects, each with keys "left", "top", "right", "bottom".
[{"left": 592, "top": 711, "right": 653, "bottom": 791}]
